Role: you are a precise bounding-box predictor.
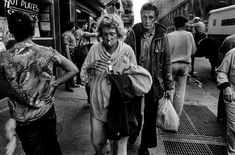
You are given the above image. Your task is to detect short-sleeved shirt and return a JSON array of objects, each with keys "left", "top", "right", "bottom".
[
  {"left": 0, "top": 41, "right": 63, "bottom": 122},
  {"left": 62, "top": 31, "right": 76, "bottom": 51},
  {"left": 74, "top": 29, "right": 90, "bottom": 46}
]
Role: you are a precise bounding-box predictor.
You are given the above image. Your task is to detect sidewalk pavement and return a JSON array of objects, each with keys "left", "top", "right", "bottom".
[
  {"left": 0, "top": 72, "right": 225, "bottom": 155},
  {"left": 54, "top": 75, "right": 225, "bottom": 155}
]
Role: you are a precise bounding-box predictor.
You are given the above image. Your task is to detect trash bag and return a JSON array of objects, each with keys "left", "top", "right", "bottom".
[{"left": 157, "top": 97, "right": 179, "bottom": 132}]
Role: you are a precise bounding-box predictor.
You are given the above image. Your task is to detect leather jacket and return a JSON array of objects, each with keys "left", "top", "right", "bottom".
[{"left": 125, "top": 23, "right": 173, "bottom": 101}]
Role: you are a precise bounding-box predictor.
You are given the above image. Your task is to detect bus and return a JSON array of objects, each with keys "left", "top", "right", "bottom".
[
  {"left": 208, "top": 4, "right": 235, "bottom": 42},
  {"left": 159, "top": 0, "right": 235, "bottom": 33}
]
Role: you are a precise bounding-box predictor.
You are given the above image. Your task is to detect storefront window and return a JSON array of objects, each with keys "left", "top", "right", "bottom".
[{"left": 0, "top": 0, "right": 53, "bottom": 39}]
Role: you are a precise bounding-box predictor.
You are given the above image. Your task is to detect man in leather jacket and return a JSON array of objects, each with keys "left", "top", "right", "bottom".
[{"left": 125, "top": 2, "right": 173, "bottom": 155}]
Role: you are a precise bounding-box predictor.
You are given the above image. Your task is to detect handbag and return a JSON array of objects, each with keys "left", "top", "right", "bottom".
[{"left": 156, "top": 97, "right": 180, "bottom": 132}]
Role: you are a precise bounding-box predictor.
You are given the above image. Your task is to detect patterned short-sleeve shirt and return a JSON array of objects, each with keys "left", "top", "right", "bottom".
[
  {"left": 0, "top": 41, "right": 62, "bottom": 122},
  {"left": 62, "top": 31, "right": 76, "bottom": 51}
]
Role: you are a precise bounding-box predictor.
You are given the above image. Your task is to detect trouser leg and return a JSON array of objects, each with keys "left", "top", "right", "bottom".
[
  {"left": 172, "top": 63, "right": 189, "bottom": 116},
  {"left": 217, "top": 91, "right": 227, "bottom": 124},
  {"left": 16, "top": 106, "right": 62, "bottom": 155},
  {"left": 85, "top": 85, "right": 90, "bottom": 103},
  {"left": 225, "top": 99, "right": 235, "bottom": 154},
  {"left": 110, "top": 136, "right": 128, "bottom": 155},
  {"left": 90, "top": 116, "right": 110, "bottom": 154},
  {"left": 40, "top": 107, "right": 62, "bottom": 155},
  {"left": 141, "top": 89, "right": 158, "bottom": 148},
  {"left": 172, "top": 74, "right": 187, "bottom": 116}
]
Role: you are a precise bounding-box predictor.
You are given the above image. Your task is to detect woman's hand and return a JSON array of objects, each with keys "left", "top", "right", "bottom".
[{"left": 87, "top": 60, "right": 111, "bottom": 72}]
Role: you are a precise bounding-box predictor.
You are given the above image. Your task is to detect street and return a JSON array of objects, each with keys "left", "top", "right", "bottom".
[{"left": 0, "top": 57, "right": 225, "bottom": 155}]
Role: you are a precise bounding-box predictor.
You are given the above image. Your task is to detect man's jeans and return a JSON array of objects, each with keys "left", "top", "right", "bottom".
[
  {"left": 16, "top": 106, "right": 62, "bottom": 155},
  {"left": 171, "top": 62, "right": 189, "bottom": 116}
]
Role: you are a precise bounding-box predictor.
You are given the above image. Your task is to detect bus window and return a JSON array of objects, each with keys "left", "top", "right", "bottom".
[
  {"left": 213, "top": 19, "right": 216, "bottom": 26},
  {"left": 221, "top": 18, "right": 235, "bottom": 26}
]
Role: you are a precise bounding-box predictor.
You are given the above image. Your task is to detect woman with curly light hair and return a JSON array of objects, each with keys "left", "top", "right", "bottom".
[
  {"left": 80, "top": 13, "right": 152, "bottom": 155},
  {"left": 96, "top": 13, "right": 126, "bottom": 40}
]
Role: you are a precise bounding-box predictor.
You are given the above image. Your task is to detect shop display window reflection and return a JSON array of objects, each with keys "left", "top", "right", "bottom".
[{"left": 0, "top": 0, "right": 53, "bottom": 39}]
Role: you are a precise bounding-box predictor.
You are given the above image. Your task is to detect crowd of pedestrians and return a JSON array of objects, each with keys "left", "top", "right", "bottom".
[{"left": 0, "top": 1, "right": 234, "bottom": 155}]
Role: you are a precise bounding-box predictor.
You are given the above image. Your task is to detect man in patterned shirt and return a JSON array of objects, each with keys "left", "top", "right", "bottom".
[{"left": 1, "top": 11, "right": 78, "bottom": 155}]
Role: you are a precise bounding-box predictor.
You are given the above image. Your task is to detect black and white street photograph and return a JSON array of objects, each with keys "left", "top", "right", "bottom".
[{"left": 1, "top": 0, "right": 235, "bottom": 154}]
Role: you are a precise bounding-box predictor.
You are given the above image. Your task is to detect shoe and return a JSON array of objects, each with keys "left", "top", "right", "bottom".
[
  {"left": 65, "top": 87, "right": 74, "bottom": 92},
  {"left": 70, "top": 83, "right": 80, "bottom": 87},
  {"left": 138, "top": 145, "right": 150, "bottom": 155}
]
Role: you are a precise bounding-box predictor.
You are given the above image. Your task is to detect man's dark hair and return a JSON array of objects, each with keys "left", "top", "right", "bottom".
[
  {"left": 7, "top": 11, "right": 35, "bottom": 42},
  {"left": 174, "top": 15, "right": 188, "bottom": 28},
  {"left": 77, "top": 20, "right": 87, "bottom": 29},
  {"left": 64, "top": 21, "right": 75, "bottom": 31},
  {"left": 140, "top": 2, "right": 159, "bottom": 18}
]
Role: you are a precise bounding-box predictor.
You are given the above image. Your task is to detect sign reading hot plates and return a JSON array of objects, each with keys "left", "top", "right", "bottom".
[{"left": 4, "top": 0, "right": 39, "bottom": 20}]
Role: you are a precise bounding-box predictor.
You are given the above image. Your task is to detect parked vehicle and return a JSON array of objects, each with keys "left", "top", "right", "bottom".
[{"left": 208, "top": 4, "right": 235, "bottom": 43}]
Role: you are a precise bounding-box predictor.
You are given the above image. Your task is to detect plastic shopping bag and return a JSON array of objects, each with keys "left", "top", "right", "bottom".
[{"left": 157, "top": 97, "right": 179, "bottom": 132}]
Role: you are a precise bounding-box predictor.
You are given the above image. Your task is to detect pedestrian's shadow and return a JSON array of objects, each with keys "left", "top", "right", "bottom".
[{"left": 58, "top": 102, "right": 93, "bottom": 154}]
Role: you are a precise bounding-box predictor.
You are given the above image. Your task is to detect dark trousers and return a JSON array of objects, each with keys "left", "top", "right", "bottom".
[
  {"left": 75, "top": 45, "right": 89, "bottom": 84},
  {"left": 217, "top": 91, "right": 227, "bottom": 124},
  {"left": 141, "top": 88, "right": 158, "bottom": 148},
  {"left": 16, "top": 106, "right": 62, "bottom": 155},
  {"left": 85, "top": 85, "right": 90, "bottom": 103}
]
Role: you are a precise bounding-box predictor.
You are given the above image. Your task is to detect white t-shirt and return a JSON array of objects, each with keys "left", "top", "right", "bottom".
[{"left": 167, "top": 30, "right": 197, "bottom": 64}]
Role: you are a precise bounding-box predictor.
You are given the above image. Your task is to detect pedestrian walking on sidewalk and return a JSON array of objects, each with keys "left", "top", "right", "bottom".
[
  {"left": 1, "top": 11, "right": 78, "bottom": 155},
  {"left": 80, "top": 13, "right": 152, "bottom": 155},
  {"left": 125, "top": 2, "right": 174, "bottom": 154},
  {"left": 217, "top": 45, "right": 235, "bottom": 155},
  {"left": 167, "top": 15, "right": 197, "bottom": 117},
  {"left": 217, "top": 34, "right": 235, "bottom": 124}
]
